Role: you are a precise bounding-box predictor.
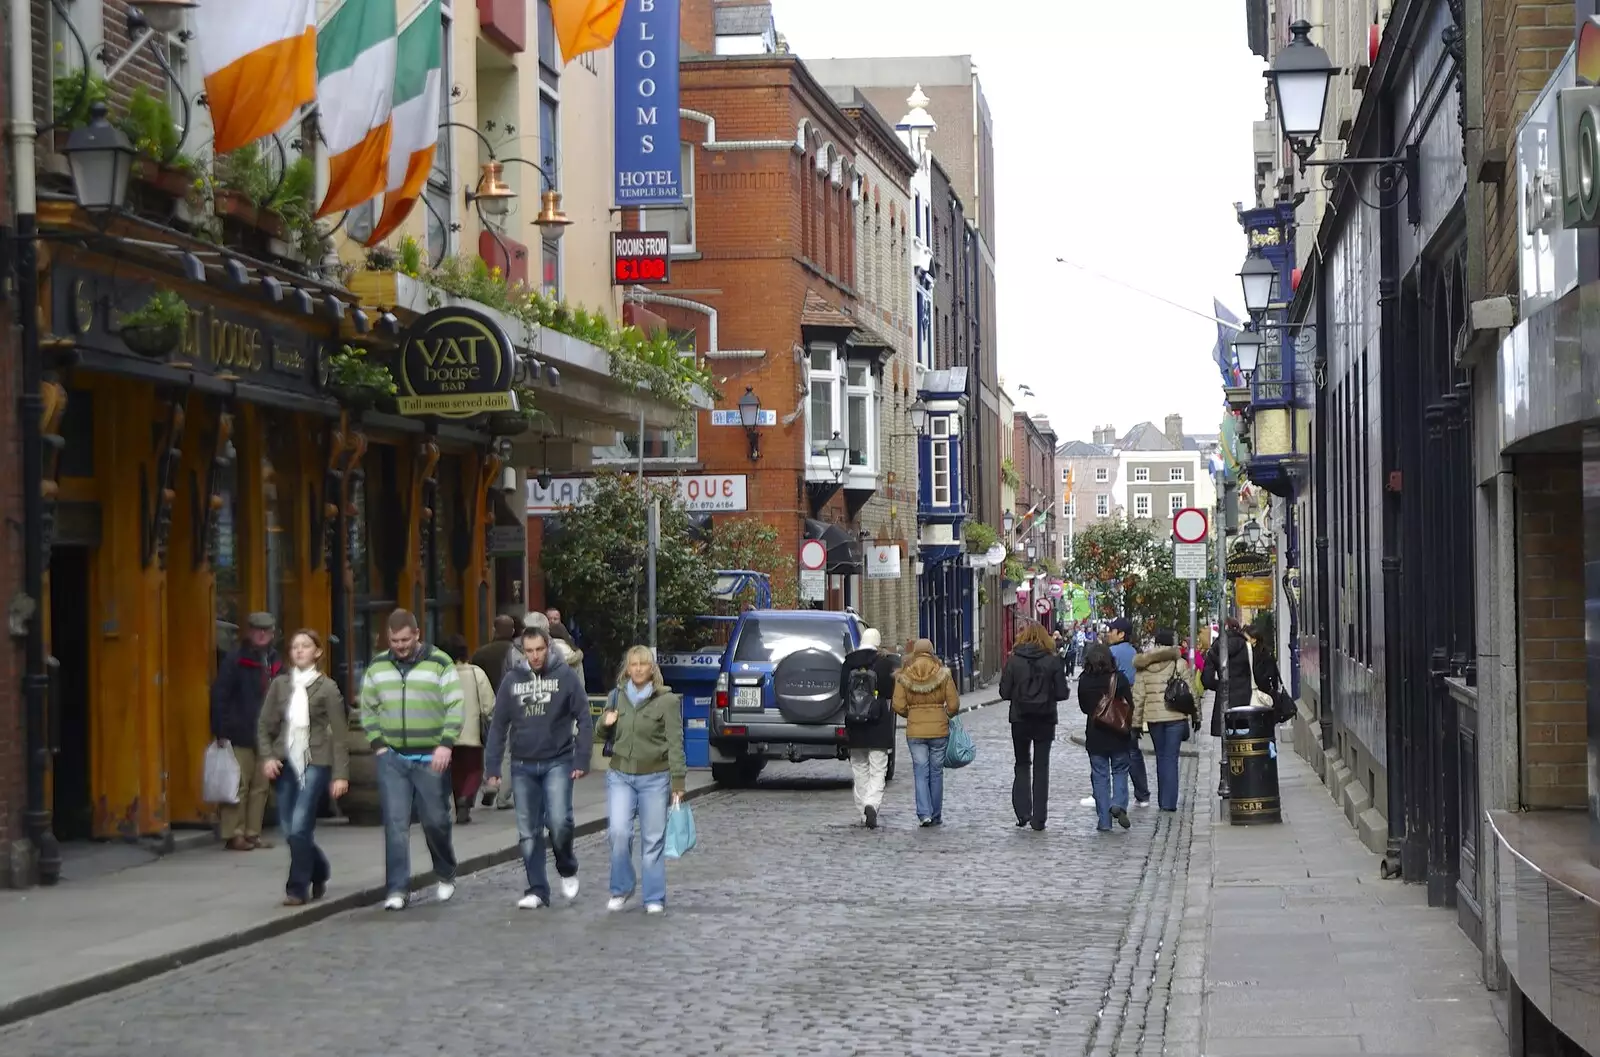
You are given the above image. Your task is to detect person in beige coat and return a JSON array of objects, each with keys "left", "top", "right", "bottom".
[
  {"left": 891, "top": 639, "right": 960, "bottom": 826},
  {"left": 445, "top": 635, "right": 497, "bottom": 824},
  {"left": 1131, "top": 628, "right": 1195, "bottom": 813}
]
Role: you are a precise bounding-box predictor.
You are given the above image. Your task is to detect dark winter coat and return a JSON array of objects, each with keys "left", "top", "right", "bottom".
[
  {"left": 999, "top": 643, "right": 1068, "bottom": 726},
  {"left": 211, "top": 647, "right": 282, "bottom": 745},
  {"left": 840, "top": 648, "right": 899, "bottom": 751},
  {"left": 483, "top": 648, "right": 594, "bottom": 773},
  {"left": 1200, "top": 634, "right": 1280, "bottom": 737},
  {"left": 1076, "top": 668, "right": 1136, "bottom": 758},
  {"left": 470, "top": 637, "right": 517, "bottom": 690}
]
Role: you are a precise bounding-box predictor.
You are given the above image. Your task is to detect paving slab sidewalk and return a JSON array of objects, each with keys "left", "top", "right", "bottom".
[
  {"left": 1170, "top": 724, "right": 1507, "bottom": 1057},
  {"left": 0, "top": 684, "right": 1001, "bottom": 1027}
]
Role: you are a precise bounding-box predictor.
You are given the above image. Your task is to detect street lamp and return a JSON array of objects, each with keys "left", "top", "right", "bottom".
[
  {"left": 825, "top": 431, "right": 848, "bottom": 480},
  {"left": 64, "top": 102, "right": 136, "bottom": 214},
  {"left": 1244, "top": 518, "right": 1263, "bottom": 548},
  {"left": 469, "top": 161, "right": 515, "bottom": 217},
  {"left": 737, "top": 386, "right": 762, "bottom": 462},
  {"left": 1238, "top": 253, "right": 1277, "bottom": 320},
  {"left": 1232, "top": 329, "right": 1264, "bottom": 385},
  {"left": 1266, "top": 20, "right": 1337, "bottom": 161},
  {"left": 134, "top": 0, "right": 198, "bottom": 33},
  {"left": 1002, "top": 510, "right": 1015, "bottom": 538},
  {"left": 907, "top": 398, "right": 929, "bottom": 436},
  {"left": 535, "top": 189, "right": 572, "bottom": 242},
  {"left": 1026, "top": 542, "right": 1037, "bottom": 561}
]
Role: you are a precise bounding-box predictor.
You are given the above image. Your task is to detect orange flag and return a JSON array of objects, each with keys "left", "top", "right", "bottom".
[{"left": 552, "top": 0, "right": 626, "bottom": 64}]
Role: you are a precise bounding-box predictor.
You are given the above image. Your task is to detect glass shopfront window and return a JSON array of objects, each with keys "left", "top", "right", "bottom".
[
  {"left": 263, "top": 421, "right": 297, "bottom": 633},
  {"left": 212, "top": 434, "right": 242, "bottom": 664}
]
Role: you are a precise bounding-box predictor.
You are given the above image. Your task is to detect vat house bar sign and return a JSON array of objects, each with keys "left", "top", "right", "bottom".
[{"left": 613, "top": 0, "right": 684, "bottom": 208}]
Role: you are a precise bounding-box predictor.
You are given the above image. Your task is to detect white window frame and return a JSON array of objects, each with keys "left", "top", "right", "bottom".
[
  {"left": 1095, "top": 466, "right": 1109, "bottom": 483},
  {"left": 1169, "top": 466, "right": 1185, "bottom": 482},
  {"left": 807, "top": 343, "right": 840, "bottom": 461},
  {"left": 1096, "top": 494, "right": 1109, "bottom": 517},
  {"left": 930, "top": 416, "right": 953, "bottom": 506},
  {"left": 1133, "top": 467, "right": 1150, "bottom": 483},
  {"left": 1169, "top": 493, "right": 1185, "bottom": 515},
  {"left": 1060, "top": 466, "right": 1070, "bottom": 482},
  {"left": 844, "top": 360, "right": 875, "bottom": 472},
  {"left": 641, "top": 142, "right": 696, "bottom": 254},
  {"left": 1134, "top": 494, "right": 1151, "bottom": 519},
  {"left": 1064, "top": 498, "right": 1075, "bottom": 518}
]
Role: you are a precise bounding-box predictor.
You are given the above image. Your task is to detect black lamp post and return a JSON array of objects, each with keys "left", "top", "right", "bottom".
[
  {"left": 1003, "top": 509, "right": 1015, "bottom": 538},
  {"left": 63, "top": 102, "right": 136, "bottom": 214},
  {"left": 907, "top": 398, "right": 928, "bottom": 436},
  {"left": 1265, "top": 20, "right": 1338, "bottom": 161},
  {"left": 737, "top": 386, "right": 762, "bottom": 461},
  {"left": 1232, "top": 329, "right": 1264, "bottom": 385},
  {"left": 825, "top": 431, "right": 848, "bottom": 481},
  {"left": 1238, "top": 253, "right": 1276, "bottom": 321}
]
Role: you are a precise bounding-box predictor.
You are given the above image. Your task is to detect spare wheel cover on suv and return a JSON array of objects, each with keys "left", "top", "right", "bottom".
[{"left": 773, "top": 648, "right": 844, "bottom": 724}]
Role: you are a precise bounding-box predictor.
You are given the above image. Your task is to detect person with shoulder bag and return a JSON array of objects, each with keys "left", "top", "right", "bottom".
[
  {"left": 1131, "top": 628, "right": 1195, "bottom": 813},
  {"left": 1076, "top": 642, "right": 1135, "bottom": 832},
  {"left": 1242, "top": 624, "right": 1294, "bottom": 724},
  {"left": 999, "top": 622, "right": 1068, "bottom": 831},
  {"left": 891, "top": 639, "right": 961, "bottom": 827},
  {"left": 599, "top": 646, "right": 686, "bottom": 914}
]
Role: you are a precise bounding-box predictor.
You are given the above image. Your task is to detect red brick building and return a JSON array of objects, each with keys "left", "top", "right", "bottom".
[{"left": 623, "top": 33, "right": 905, "bottom": 611}]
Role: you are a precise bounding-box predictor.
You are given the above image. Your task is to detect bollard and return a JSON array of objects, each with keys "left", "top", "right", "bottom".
[{"left": 1224, "top": 704, "right": 1282, "bottom": 825}]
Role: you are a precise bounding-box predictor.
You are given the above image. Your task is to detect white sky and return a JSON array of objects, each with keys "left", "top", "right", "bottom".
[{"left": 770, "top": 0, "right": 1266, "bottom": 445}]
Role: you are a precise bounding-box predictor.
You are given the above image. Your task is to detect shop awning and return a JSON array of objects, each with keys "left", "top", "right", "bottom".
[{"left": 804, "top": 517, "right": 863, "bottom": 573}]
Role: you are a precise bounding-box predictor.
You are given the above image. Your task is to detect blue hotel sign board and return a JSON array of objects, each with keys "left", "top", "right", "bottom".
[{"left": 614, "top": 0, "right": 684, "bottom": 208}]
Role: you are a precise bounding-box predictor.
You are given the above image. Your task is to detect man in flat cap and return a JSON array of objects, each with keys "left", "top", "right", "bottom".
[{"left": 211, "top": 612, "right": 282, "bottom": 850}]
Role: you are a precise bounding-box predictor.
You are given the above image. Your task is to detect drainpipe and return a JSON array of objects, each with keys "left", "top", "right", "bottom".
[{"left": 9, "top": 0, "right": 60, "bottom": 884}]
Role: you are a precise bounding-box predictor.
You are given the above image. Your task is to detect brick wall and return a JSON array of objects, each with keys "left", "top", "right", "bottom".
[
  {"left": 1515, "top": 452, "right": 1587, "bottom": 808},
  {"left": 33, "top": 0, "right": 172, "bottom": 127},
  {"left": 1481, "top": 0, "right": 1575, "bottom": 297}
]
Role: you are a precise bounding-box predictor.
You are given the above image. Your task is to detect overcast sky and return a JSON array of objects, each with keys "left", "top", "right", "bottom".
[{"left": 770, "top": 0, "right": 1266, "bottom": 445}]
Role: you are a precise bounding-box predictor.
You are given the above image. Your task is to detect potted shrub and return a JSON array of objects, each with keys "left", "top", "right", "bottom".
[
  {"left": 117, "top": 290, "right": 189, "bottom": 358},
  {"left": 326, "top": 345, "right": 397, "bottom": 410}
]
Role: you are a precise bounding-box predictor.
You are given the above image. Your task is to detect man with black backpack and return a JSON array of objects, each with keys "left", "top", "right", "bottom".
[{"left": 841, "top": 628, "right": 899, "bottom": 829}]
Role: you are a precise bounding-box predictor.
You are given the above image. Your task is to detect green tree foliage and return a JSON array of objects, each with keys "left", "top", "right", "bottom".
[
  {"left": 704, "top": 516, "right": 799, "bottom": 609},
  {"left": 1066, "top": 519, "right": 1218, "bottom": 638},
  {"left": 537, "top": 472, "right": 717, "bottom": 675}
]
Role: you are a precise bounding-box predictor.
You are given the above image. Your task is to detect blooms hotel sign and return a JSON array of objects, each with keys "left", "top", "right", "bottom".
[{"left": 613, "top": 0, "right": 684, "bottom": 207}]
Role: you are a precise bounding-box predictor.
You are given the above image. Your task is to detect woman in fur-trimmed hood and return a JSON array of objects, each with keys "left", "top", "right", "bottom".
[{"left": 891, "top": 639, "right": 960, "bottom": 826}]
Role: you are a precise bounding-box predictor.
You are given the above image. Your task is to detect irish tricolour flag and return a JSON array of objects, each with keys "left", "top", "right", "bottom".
[
  {"left": 365, "top": 0, "right": 443, "bottom": 246},
  {"left": 196, "top": 0, "right": 317, "bottom": 154},
  {"left": 315, "top": 0, "right": 397, "bottom": 218}
]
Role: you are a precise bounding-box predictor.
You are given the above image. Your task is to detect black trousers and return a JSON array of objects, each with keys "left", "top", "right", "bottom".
[{"left": 1011, "top": 719, "right": 1055, "bottom": 826}]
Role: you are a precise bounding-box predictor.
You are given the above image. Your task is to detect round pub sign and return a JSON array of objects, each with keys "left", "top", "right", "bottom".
[{"left": 395, "top": 306, "right": 517, "bottom": 419}]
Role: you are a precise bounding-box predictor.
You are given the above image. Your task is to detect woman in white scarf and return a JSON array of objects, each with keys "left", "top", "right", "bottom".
[{"left": 258, "top": 630, "right": 350, "bottom": 906}]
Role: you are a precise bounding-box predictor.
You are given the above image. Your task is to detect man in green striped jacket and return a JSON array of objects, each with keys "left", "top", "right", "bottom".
[{"left": 360, "top": 608, "right": 465, "bottom": 911}]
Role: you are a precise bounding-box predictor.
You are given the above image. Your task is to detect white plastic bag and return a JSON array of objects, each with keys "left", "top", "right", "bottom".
[{"left": 202, "top": 743, "right": 241, "bottom": 804}]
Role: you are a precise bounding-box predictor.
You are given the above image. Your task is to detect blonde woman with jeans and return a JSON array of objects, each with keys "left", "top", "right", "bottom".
[{"left": 600, "top": 646, "right": 686, "bottom": 914}]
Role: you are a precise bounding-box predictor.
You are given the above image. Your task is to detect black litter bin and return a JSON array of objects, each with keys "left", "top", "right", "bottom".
[{"left": 1223, "top": 704, "right": 1281, "bottom": 825}]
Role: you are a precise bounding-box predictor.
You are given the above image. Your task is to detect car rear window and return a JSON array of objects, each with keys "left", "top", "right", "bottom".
[{"left": 731, "top": 617, "right": 852, "bottom": 665}]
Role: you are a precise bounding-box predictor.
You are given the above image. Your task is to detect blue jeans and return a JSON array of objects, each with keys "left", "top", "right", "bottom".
[
  {"left": 376, "top": 750, "right": 456, "bottom": 898},
  {"left": 1089, "top": 750, "right": 1130, "bottom": 830},
  {"left": 511, "top": 755, "right": 577, "bottom": 900},
  {"left": 607, "top": 770, "right": 671, "bottom": 906},
  {"left": 1148, "top": 720, "right": 1187, "bottom": 811},
  {"left": 275, "top": 764, "right": 331, "bottom": 899},
  {"left": 1128, "top": 733, "right": 1150, "bottom": 802},
  {"left": 907, "top": 737, "right": 949, "bottom": 821}
]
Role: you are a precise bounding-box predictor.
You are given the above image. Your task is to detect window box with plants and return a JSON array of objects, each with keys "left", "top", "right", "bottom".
[
  {"left": 326, "top": 345, "right": 397, "bottom": 411},
  {"left": 116, "top": 290, "right": 189, "bottom": 359}
]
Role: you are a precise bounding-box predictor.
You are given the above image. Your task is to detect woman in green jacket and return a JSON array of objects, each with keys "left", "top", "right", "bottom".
[
  {"left": 600, "top": 645, "right": 686, "bottom": 914},
  {"left": 257, "top": 629, "right": 349, "bottom": 905}
]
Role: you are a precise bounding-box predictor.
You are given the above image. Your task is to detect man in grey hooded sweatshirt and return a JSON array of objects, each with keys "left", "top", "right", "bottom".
[{"left": 484, "top": 626, "right": 594, "bottom": 908}]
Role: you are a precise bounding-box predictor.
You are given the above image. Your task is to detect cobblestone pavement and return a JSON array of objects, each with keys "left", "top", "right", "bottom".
[{"left": 0, "top": 707, "right": 1198, "bottom": 1057}]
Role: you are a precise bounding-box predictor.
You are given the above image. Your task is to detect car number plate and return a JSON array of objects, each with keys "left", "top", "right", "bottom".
[{"left": 734, "top": 686, "right": 762, "bottom": 709}]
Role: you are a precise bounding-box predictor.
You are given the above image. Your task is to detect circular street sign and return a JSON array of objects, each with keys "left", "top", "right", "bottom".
[
  {"left": 1173, "top": 507, "right": 1209, "bottom": 544},
  {"left": 799, "top": 539, "right": 827, "bottom": 570},
  {"left": 1036, "top": 599, "right": 1052, "bottom": 616},
  {"left": 1049, "top": 582, "right": 1064, "bottom": 598}
]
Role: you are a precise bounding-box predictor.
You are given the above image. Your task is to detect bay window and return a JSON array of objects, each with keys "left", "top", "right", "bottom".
[
  {"left": 930, "top": 417, "right": 952, "bottom": 506},
  {"left": 807, "top": 346, "right": 877, "bottom": 473}
]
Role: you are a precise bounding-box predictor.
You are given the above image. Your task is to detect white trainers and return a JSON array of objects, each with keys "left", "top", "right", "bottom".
[
  {"left": 560, "top": 875, "right": 580, "bottom": 900},
  {"left": 644, "top": 903, "right": 665, "bottom": 915},
  {"left": 606, "top": 895, "right": 628, "bottom": 912},
  {"left": 1079, "top": 796, "right": 1097, "bottom": 807},
  {"left": 383, "top": 895, "right": 406, "bottom": 912},
  {"left": 517, "top": 893, "right": 545, "bottom": 910},
  {"left": 435, "top": 881, "right": 456, "bottom": 903}
]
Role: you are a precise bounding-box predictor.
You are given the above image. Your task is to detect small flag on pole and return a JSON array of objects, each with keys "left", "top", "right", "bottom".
[
  {"left": 196, "top": 0, "right": 317, "bottom": 154},
  {"left": 316, "top": 0, "right": 398, "bottom": 218},
  {"left": 365, "top": 0, "right": 444, "bottom": 246}
]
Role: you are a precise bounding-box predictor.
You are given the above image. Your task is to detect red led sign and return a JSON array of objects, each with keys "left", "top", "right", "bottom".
[{"left": 612, "top": 231, "right": 671, "bottom": 286}]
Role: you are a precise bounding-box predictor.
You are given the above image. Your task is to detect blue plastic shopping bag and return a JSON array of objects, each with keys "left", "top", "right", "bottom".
[
  {"left": 943, "top": 715, "right": 976, "bottom": 769},
  {"left": 664, "top": 802, "right": 697, "bottom": 859}
]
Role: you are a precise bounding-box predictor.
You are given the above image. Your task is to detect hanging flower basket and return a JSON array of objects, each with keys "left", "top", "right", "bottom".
[
  {"left": 120, "top": 322, "right": 183, "bottom": 358},
  {"left": 329, "top": 383, "right": 383, "bottom": 411}
]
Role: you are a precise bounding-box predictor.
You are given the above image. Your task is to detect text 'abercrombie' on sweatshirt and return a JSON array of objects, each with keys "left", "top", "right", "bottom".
[{"left": 483, "top": 649, "right": 594, "bottom": 776}]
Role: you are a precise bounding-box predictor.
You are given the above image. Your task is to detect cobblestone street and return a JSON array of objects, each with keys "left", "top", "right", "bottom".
[{"left": 0, "top": 705, "right": 1199, "bottom": 1057}]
